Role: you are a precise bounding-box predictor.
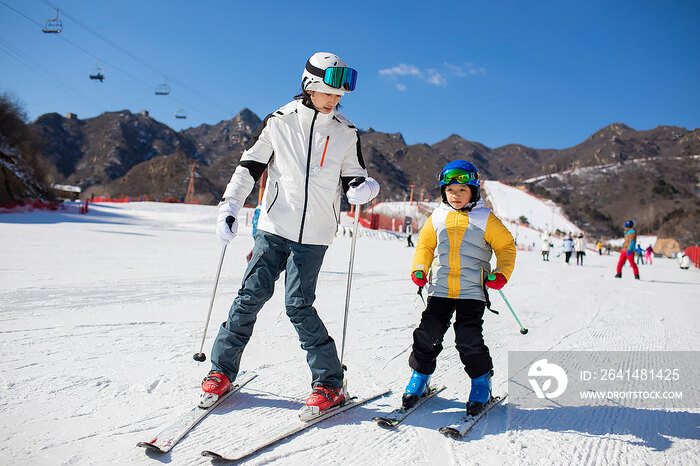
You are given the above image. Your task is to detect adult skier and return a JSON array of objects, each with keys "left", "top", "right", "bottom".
[
  {"left": 541, "top": 231, "right": 552, "bottom": 261},
  {"left": 200, "top": 52, "right": 380, "bottom": 413},
  {"left": 403, "top": 160, "right": 516, "bottom": 416},
  {"left": 645, "top": 245, "right": 653, "bottom": 264},
  {"left": 615, "top": 220, "right": 639, "bottom": 279},
  {"left": 562, "top": 233, "right": 574, "bottom": 264},
  {"left": 574, "top": 233, "right": 585, "bottom": 266}
]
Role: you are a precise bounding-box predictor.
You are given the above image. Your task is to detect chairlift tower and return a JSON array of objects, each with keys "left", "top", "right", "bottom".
[{"left": 185, "top": 162, "right": 197, "bottom": 204}]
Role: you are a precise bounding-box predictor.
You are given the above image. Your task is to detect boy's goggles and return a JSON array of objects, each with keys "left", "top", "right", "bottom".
[
  {"left": 439, "top": 168, "right": 479, "bottom": 186},
  {"left": 306, "top": 62, "right": 358, "bottom": 91}
]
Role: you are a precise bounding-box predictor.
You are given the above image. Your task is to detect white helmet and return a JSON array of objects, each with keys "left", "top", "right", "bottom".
[{"left": 302, "top": 52, "right": 354, "bottom": 96}]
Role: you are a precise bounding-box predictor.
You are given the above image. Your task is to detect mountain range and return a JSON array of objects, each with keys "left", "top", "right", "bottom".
[{"left": 2, "top": 105, "right": 699, "bottom": 245}]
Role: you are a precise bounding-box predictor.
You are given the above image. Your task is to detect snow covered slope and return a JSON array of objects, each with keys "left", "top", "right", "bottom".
[
  {"left": 482, "top": 180, "right": 581, "bottom": 234},
  {"left": 1, "top": 202, "right": 698, "bottom": 465}
]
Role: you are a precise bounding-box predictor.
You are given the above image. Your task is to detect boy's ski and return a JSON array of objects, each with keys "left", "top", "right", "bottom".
[
  {"left": 372, "top": 385, "right": 446, "bottom": 428},
  {"left": 438, "top": 393, "right": 507, "bottom": 438},
  {"left": 137, "top": 370, "right": 257, "bottom": 453},
  {"left": 200, "top": 389, "right": 390, "bottom": 462}
]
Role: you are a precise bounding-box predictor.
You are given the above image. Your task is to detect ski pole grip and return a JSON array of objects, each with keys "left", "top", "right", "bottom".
[
  {"left": 226, "top": 216, "right": 235, "bottom": 229},
  {"left": 349, "top": 177, "right": 366, "bottom": 188},
  {"left": 488, "top": 274, "right": 496, "bottom": 281}
]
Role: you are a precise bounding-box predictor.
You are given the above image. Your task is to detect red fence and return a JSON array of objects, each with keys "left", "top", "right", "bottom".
[
  {"left": 684, "top": 246, "right": 700, "bottom": 268},
  {"left": 88, "top": 196, "right": 192, "bottom": 203},
  {"left": 345, "top": 210, "right": 417, "bottom": 232},
  {"left": 0, "top": 199, "right": 88, "bottom": 214}
]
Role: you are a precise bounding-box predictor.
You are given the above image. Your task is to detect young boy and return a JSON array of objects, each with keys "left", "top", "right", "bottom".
[{"left": 404, "top": 160, "right": 516, "bottom": 416}]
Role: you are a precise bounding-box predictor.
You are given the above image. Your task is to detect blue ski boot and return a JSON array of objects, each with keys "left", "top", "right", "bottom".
[
  {"left": 466, "top": 370, "right": 493, "bottom": 416},
  {"left": 402, "top": 370, "right": 431, "bottom": 409}
]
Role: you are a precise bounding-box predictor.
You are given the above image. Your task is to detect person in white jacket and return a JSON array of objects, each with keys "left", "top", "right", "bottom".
[
  {"left": 199, "top": 52, "right": 380, "bottom": 415},
  {"left": 574, "top": 233, "right": 586, "bottom": 266},
  {"left": 541, "top": 231, "right": 552, "bottom": 261}
]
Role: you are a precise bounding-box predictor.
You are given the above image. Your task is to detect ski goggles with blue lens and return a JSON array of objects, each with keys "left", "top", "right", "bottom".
[
  {"left": 305, "top": 61, "right": 358, "bottom": 91},
  {"left": 439, "top": 168, "right": 479, "bottom": 186}
]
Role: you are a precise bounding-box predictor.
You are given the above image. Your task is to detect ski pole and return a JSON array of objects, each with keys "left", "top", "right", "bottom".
[
  {"left": 488, "top": 274, "right": 528, "bottom": 335},
  {"left": 339, "top": 200, "right": 362, "bottom": 368},
  {"left": 417, "top": 286, "right": 425, "bottom": 305},
  {"left": 193, "top": 217, "right": 233, "bottom": 361}
]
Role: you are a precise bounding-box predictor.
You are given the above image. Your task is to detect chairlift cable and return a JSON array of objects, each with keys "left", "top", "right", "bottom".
[
  {"left": 0, "top": 35, "right": 104, "bottom": 112},
  {"left": 2, "top": 0, "right": 222, "bottom": 122},
  {"left": 39, "top": 0, "right": 233, "bottom": 117}
]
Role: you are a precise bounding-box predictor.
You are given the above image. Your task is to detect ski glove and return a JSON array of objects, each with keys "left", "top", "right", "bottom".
[
  {"left": 346, "top": 177, "right": 380, "bottom": 205},
  {"left": 485, "top": 273, "right": 507, "bottom": 290},
  {"left": 411, "top": 270, "right": 427, "bottom": 287},
  {"left": 216, "top": 201, "right": 239, "bottom": 244}
]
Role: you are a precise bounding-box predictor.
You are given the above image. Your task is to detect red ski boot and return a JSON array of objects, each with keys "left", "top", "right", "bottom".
[
  {"left": 299, "top": 385, "right": 345, "bottom": 421},
  {"left": 199, "top": 370, "right": 231, "bottom": 408}
]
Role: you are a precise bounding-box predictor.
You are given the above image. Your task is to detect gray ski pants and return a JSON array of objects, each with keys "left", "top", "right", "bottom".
[{"left": 210, "top": 230, "right": 343, "bottom": 389}]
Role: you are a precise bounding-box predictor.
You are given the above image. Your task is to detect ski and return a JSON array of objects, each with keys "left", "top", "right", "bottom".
[
  {"left": 372, "top": 385, "right": 446, "bottom": 429},
  {"left": 137, "top": 370, "right": 257, "bottom": 453},
  {"left": 438, "top": 393, "right": 507, "bottom": 438},
  {"left": 201, "top": 389, "right": 390, "bottom": 462}
]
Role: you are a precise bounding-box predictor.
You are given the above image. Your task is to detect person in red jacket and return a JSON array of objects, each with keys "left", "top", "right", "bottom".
[{"left": 615, "top": 220, "right": 639, "bottom": 279}]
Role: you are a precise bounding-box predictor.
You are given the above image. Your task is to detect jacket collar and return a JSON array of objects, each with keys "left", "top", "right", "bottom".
[
  {"left": 440, "top": 198, "right": 486, "bottom": 213},
  {"left": 295, "top": 99, "right": 336, "bottom": 128}
]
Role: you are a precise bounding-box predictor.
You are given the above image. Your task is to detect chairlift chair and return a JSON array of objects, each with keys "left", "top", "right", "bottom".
[
  {"left": 42, "top": 9, "right": 63, "bottom": 34},
  {"left": 174, "top": 109, "right": 187, "bottom": 119},
  {"left": 89, "top": 61, "right": 104, "bottom": 82},
  {"left": 155, "top": 78, "right": 170, "bottom": 95}
]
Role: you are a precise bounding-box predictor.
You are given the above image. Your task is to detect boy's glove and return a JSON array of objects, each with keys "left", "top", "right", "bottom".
[
  {"left": 485, "top": 273, "right": 507, "bottom": 290},
  {"left": 346, "top": 177, "right": 380, "bottom": 205},
  {"left": 411, "top": 270, "right": 427, "bottom": 287},
  {"left": 216, "top": 201, "right": 239, "bottom": 244}
]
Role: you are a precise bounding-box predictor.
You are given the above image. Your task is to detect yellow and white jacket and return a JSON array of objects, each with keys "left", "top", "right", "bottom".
[{"left": 412, "top": 200, "right": 516, "bottom": 301}]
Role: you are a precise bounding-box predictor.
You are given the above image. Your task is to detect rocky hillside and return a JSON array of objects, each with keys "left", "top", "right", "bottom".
[
  {"left": 7, "top": 106, "right": 698, "bottom": 246},
  {"left": 0, "top": 94, "right": 53, "bottom": 204}
]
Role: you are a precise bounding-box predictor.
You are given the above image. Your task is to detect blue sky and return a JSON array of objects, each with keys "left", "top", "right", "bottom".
[{"left": 1, "top": 0, "right": 698, "bottom": 149}]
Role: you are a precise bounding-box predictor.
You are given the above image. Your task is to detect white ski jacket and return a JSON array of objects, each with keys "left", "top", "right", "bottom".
[{"left": 222, "top": 100, "right": 368, "bottom": 245}]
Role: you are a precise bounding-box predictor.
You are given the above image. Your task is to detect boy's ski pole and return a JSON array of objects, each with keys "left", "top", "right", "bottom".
[{"left": 489, "top": 274, "right": 528, "bottom": 335}]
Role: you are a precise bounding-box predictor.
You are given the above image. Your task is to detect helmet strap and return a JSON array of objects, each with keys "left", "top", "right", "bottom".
[{"left": 305, "top": 60, "right": 326, "bottom": 79}]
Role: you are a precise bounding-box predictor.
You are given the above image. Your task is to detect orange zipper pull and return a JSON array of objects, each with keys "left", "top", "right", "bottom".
[{"left": 320, "top": 136, "right": 329, "bottom": 167}]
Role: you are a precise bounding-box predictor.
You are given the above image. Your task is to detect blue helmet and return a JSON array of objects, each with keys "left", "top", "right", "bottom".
[
  {"left": 439, "top": 160, "right": 480, "bottom": 204},
  {"left": 624, "top": 220, "right": 634, "bottom": 228}
]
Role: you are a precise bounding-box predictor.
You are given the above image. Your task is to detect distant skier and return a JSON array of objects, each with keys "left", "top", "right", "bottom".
[
  {"left": 645, "top": 245, "right": 653, "bottom": 264},
  {"left": 574, "top": 233, "right": 585, "bottom": 266},
  {"left": 541, "top": 231, "right": 552, "bottom": 261},
  {"left": 562, "top": 233, "right": 574, "bottom": 264},
  {"left": 201, "top": 52, "right": 380, "bottom": 414},
  {"left": 615, "top": 220, "right": 640, "bottom": 279},
  {"left": 406, "top": 223, "right": 414, "bottom": 247},
  {"left": 597, "top": 240, "right": 602, "bottom": 256},
  {"left": 636, "top": 244, "right": 644, "bottom": 265},
  {"left": 678, "top": 252, "right": 692, "bottom": 270},
  {"left": 403, "top": 160, "right": 516, "bottom": 417}
]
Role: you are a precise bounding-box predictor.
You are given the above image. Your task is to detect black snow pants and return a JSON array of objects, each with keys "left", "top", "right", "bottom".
[{"left": 408, "top": 296, "right": 493, "bottom": 379}]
